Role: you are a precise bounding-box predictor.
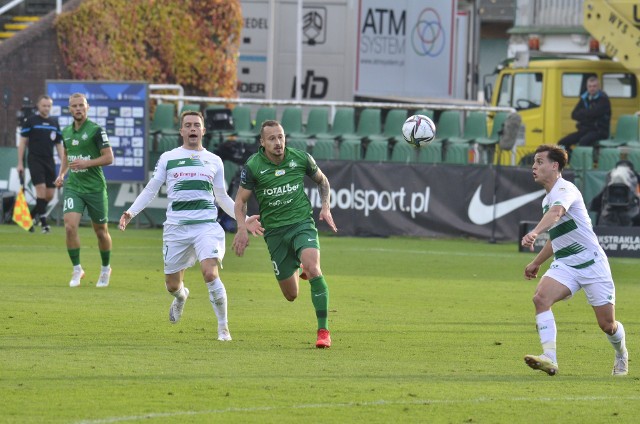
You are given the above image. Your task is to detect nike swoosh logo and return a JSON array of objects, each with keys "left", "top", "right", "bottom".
[
  {"left": 307, "top": 238, "right": 315, "bottom": 242},
  {"left": 314, "top": 292, "right": 326, "bottom": 297},
  {"left": 468, "top": 186, "right": 546, "bottom": 225},
  {"left": 260, "top": 169, "right": 269, "bottom": 174}
]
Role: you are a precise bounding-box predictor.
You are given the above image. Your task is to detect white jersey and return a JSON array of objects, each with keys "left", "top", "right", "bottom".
[
  {"left": 543, "top": 176, "right": 607, "bottom": 268},
  {"left": 145, "top": 147, "right": 227, "bottom": 225}
]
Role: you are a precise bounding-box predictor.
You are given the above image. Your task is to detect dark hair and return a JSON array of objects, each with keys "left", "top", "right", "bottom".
[
  {"left": 534, "top": 144, "right": 568, "bottom": 171},
  {"left": 179, "top": 110, "right": 204, "bottom": 128},
  {"left": 36, "top": 94, "right": 52, "bottom": 103},
  {"left": 260, "top": 120, "right": 282, "bottom": 138}
]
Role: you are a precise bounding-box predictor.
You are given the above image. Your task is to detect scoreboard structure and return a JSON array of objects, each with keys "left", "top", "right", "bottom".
[{"left": 46, "top": 81, "right": 148, "bottom": 183}]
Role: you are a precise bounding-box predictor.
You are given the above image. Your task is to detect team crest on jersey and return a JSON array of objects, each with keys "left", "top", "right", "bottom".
[
  {"left": 289, "top": 160, "right": 297, "bottom": 169},
  {"left": 275, "top": 170, "right": 285, "bottom": 176},
  {"left": 82, "top": 132, "right": 88, "bottom": 140},
  {"left": 50, "top": 131, "right": 57, "bottom": 141}
]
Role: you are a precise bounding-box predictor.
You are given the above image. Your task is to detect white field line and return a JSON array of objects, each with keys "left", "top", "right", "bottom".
[{"left": 74, "top": 395, "right": 640, "bottom": 424}]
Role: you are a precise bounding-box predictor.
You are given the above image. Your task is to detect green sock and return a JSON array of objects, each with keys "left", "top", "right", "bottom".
[
  {"left": 68, "top": 248, "right": 80, "bottom": 266},
  {"left": 100, "top": 250, "right": 111, "bottom": 267},
  {"left": 309, "top": 275, "right": 329, "bottom": 330}
]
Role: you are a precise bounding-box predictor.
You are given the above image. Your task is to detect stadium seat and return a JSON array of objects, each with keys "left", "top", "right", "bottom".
[
  {"left": 231, "top": 106, "right": 252, "bottom": 134},
  {"left": 311, "top": 138, "right": 335, "bottom": 160},
  {"left": 373, "top": 108, "right": 408, "bottom": 144},
  {"left": 363, "top": 140, "right": 388, "bottom": 162},
  {"left": 444, "top": 142, "right": 470, "bottom": 164},
  {"left": 316, "top": 107, "right": 355, "bottom": 140},
  {"left": 157, "top": 133, "right": 180, "bottom": 152},
  {"left": 417, "top": 141, "right": 443, "bottom": 163},
  {"left": 627, "top": 148, "right": 640, "bottom": 171},
  {"left": 281, "top": 107, "right": 303, "bottom": 137},
  {"left": 179, "top": 103, "right": 201, "bottom": 116},
  {"left": 341, "top": 108, "right": 382, "bottom": 143},
  {"left": 569, "top": 146, "right": 594, "bottom": 170},
  {"left": 432, "top": 110, "right": 462, "bottom": 144},
  {"left": 150, "top": 103, "right": 178, "bottom": 134},
  {"left": 236, "top": 106, "right": 276, "bottom": 142},
  {"left": 598, "top": 114, "right": 639, "bottom": 147},
  {"left": 301, "top": 107, "right": 330, "bottom": 138},
  {"left": 338, "top": 138, "right": 362, "bottom": 160},
  {"left": 287, "top": 138, "right": 308, "bottom": 152},
  {"left": 390, "top": 141, "right": 417, "bottom": 163},
  {"left": 413, "top": 109, "right": 435, "bottom": 120},
  {"left": 222, "top": 161, "right": 240, "bottom": 190},
  {"left": 447, "top": 111, "right": 488, "bottom": 144},
  {"left": 597, "top": 147, "right": 621, "bottom": 171},
  {"left": 475, "top": 111, "right": 509, "bottom": 164}
]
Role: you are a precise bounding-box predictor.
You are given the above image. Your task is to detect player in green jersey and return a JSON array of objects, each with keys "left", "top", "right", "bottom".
[
  {"left": 55, "top": 93, "right": 114, "bottom": 288},
  {"left": 232, "top": 120, "right": 338, "bottom": 348}
]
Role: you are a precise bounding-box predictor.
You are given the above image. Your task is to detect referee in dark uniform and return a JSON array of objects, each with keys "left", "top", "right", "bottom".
[{"left": 17, "top": 95, "right": 64, "bottom": 233}]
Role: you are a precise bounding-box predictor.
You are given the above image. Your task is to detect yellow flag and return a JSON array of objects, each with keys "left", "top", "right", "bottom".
[{"left": 12, "top": 188, "right": 33, "bottom": 231}]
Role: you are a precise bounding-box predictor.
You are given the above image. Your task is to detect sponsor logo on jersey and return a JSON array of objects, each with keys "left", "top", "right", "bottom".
[{"left": 275, "top": 170, "right": 285, "bottom": 176}]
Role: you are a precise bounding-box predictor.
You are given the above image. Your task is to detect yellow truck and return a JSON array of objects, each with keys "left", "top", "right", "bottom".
[
  {"left": 486, "top": 0, "right": 640, "bottom": 164},
  {"left": 486, "top": 56, "right": 640, "bottom": 163}
]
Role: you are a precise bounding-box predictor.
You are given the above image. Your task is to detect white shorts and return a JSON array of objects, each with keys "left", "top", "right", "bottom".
[
  {"left": 162, "top": 222, "right": 226, "bottom": 274},
  {"left": 544, "top": 258, "right": 615, "bottom": 307}
]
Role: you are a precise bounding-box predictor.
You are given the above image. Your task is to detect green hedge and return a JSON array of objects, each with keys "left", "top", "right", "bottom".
[{"left": 55, "top": 0, "right": 242, "bottom": 97}]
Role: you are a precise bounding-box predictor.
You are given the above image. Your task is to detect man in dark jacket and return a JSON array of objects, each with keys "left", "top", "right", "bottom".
[{"left": 559, "top": 76, "right": 611, "bottom": 153}]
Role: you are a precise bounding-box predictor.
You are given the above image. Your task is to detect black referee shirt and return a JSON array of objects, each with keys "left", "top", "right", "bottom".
[{"left": 20, "top": 114, "right": 62, "bottom": 158}]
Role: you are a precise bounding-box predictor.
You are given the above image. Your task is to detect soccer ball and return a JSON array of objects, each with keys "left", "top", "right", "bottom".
[{"left": 401, "top": 114, "right": 436, "bottom": 147}]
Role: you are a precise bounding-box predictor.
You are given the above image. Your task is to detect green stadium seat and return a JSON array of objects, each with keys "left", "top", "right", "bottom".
[
  {"left": 301, "top": 107, "right": 330, "bottom": 138},
  {"left": 627, "top": 148, "right": 640, "bottom": 171},
  {"left": 157, "top": 133, "right": 180, "bottom": 152},
  {"left": 447, "top": 111, "right": 488, "bottom": 144},
  {"left": 179, "top": 103, "right": 201, "bottom": 116},
  {"left": 222, "top": 160, "right": 239, "bottom": 189},
  {"left": 338, "top": 138, "right": 362, "bottom": 160},
  {"left": 597, "top": 147, "right": 621, "bottom": 171},
  {"left": 390, "top": 141, "right": 417, "bottom": 163},
  {"left": 444, "top": 142, "right": 470, "bottom": 164},
  {"left": 281, "top": 107, "right": 303, "bottom": 137},
  {"left": 363, "top": 140, "right": 388, "bottom": 162},
  {"left": 372, "top": 108, "right": 408, "bottom": 144},
  {"left": 475, "top": 111, "right": 509, "bottom": 164},
  {"left": 311, "top": 138, "right": 335, "bottom": 160},
  {"left": 231, "top": 106, "right": 252, "bottom": 134},
  {"left": 569, "top": 146, "right": 594, "bottom": 170},
  {"left": 417, "top": 141, "right": 443, "bottom": 163},
  {"left": 287, "top": 138, "right": 308, "bottom": 152},
  {"left": 316, "top": 107, "right": 355, "bottom": 140},
  {"left": 432, "top": 110, "right": 461, "bottom": 144},
  {"left": 236, "top": 106, "right": 276, "bottom": 142},
  {"left": 341, "top": 108, "right": 382, "bottom": 143},
  {"left": 413, "top": 109, "right": 435, "bottom": 120},
  {"left": 598, "top": 114, "right": 639, "bottom": 147},
  {"left": 150, "top": 103, "right": 178, "bottom": 134}
]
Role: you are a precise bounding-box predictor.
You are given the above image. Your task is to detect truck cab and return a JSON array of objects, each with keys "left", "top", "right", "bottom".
[{"left": 487, "top": 56, "right": 639, "bottom": 163}]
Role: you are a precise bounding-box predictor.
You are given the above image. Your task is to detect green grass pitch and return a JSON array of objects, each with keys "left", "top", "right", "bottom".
[{"left": 1, "top": 224, "right": 639, "bottom": 423}]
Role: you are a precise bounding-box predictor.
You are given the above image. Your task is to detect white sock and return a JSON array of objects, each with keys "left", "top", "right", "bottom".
[
  {"left": 101, "top": 265, "right": 111, "bottom": 273},
  {"left": 168, "top": 282, "right": 187, "bottom": 301},
  {"left": 536, "top": 310, "right": 557, "bottom": 363},
  {"left": 607, "top": 321, "right": 627, "bottom": 356},
  {"left": 207, "top": 278, "right": 228, "bottom": 328},
  {"left": 74, "top": 264, "right": 83, "bottom": 272}
]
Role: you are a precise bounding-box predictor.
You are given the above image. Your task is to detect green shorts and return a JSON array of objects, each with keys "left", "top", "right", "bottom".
[
  {"left": 264, "top": 219, "right": 320, "bottom": 281},
  {"left": 62, "top": 188, "right": 109, "bottom": 224}
]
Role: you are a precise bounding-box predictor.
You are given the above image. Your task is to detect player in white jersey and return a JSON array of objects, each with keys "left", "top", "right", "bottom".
[
  {"left": 521, "top": 144, "right": 628, "bottom": 376},
  {"left": 119, "top": 111, "right": 263, "bottom": 341}
]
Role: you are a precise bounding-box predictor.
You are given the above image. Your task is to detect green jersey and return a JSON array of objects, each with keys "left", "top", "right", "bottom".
[
  {"left": 61, "top": 119, "right": 110, "bottom": 193},
  {"left": 240, "top": 146, "right": 318, "bottom": 229}
]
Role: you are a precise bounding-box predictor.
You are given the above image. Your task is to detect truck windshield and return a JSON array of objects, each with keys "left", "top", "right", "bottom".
[{"left": 497, "top": 72, "right": 543, "bottom": 111}]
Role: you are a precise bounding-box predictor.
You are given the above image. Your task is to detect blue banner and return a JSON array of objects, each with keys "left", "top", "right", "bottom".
[{"left": 46, "top": 81, "right": 148, "bottom": 183}]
